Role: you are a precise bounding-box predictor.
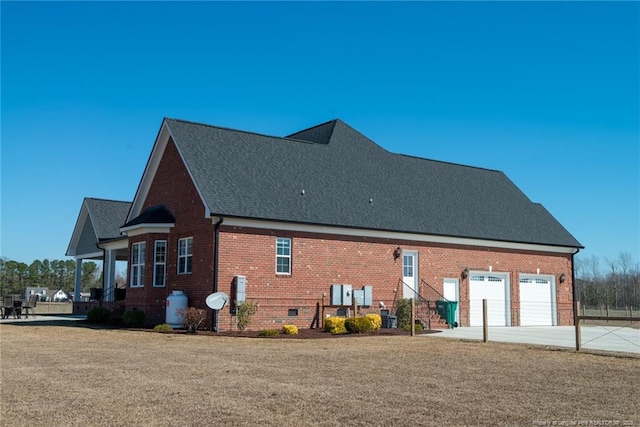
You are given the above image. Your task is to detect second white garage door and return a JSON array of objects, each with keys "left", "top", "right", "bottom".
[
  {"left": 519, "top": 276, "right": 555, "bottom": 326},
  {"left": 469, "top": 274, "right": 509, "bottom": 326}
]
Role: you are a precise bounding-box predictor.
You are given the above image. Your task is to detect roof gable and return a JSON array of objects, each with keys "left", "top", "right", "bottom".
[
  {"left": 66, "top": 198, "right": 131, "bottom": 257},
  {"left": 128, "top": 118, "right": 581, "bottom": 249}
]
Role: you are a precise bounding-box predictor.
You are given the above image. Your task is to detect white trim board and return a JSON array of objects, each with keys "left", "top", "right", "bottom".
[{"left": 218, "top": 217, "right": 578, "bottom": 255}]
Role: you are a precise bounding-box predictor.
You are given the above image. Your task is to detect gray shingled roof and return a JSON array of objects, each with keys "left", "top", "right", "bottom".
[
  {"left": 165, "top": 118, "right": 582, "bottom": 249},
  {"left": 85, "top": 198, "right": 132, "bottom": 241},
  {"left": 66, "top": 198, "right": 132, "bottom": 257}
]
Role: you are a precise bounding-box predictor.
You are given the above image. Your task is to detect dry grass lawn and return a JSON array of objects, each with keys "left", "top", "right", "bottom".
[
  {"left": 29, "top": 302, "right": 73, "bottom": 315},
  {"left": 1, "top": 323, "right": 638, "bottom": 427}
]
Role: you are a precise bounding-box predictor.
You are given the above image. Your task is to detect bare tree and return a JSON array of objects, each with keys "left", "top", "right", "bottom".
[{"left": 604, "top": 256, "right": 619, "bottom": 308}]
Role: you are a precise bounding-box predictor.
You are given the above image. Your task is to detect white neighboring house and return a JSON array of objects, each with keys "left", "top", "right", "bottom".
[
  {"left": 25, "top": 287, "right": 49, "bottom": 302},
  {"left": 52, "top": 289, "right": 71, "bottom": 302}
]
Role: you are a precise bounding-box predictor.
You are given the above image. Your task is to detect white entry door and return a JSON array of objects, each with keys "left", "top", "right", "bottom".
[
  {"left": 402, "top": 251, "right": 418, "bottom": 299},
  {"left": 443, "top": 278, "right": 460, "bottom": 325},
  {"left": 519, "top": 276, "right": 555, "bottom": 326},
  {"left": 469, "top": 274, "right": 508, "bottom": 326}
]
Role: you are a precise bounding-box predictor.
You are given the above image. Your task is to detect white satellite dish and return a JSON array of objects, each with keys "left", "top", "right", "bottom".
[{"left": 206, "top": 292, "right": 229, "bottom": 310}]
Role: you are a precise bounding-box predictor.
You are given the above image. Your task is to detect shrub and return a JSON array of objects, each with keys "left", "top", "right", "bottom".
[
  {"left": 177, "top": 307, "right": 207, "bottom": 332},
  {"left": 122, "top": 309, "right": 146, "bottom": 328},
  {"left": 236, "top": 301, "right": 258, "bottom": 332},
  {"left": 395, "top": 298, "right": 413, "bottom": 329},
  {"left": 86, "top": 307, "right": 111, "bottom": 324},
  {"left": 154, "top": 323, "right": 173, "bottom": 333},
  {"left": 345, "top": 316, "right": 373, "bottom": 334},
  {"left": 402, "top": 322, "right": 424, "bottom": 332},
  {"left": 324, "top": 317, "right": 347, "bottom": 334},
  {"left": 365, "top": 313, "right": 382, "bottom": 331},
  {"left": 282, "top": 325, "right": 298, "bottom": 335},
  {"left": 258, "top": 329, "right": 279, "bottom": 337}
]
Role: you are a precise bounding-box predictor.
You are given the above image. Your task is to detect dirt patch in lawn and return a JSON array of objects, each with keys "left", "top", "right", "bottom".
[{"left": 1, "top": 323, "right": 638, "bottom": 427}]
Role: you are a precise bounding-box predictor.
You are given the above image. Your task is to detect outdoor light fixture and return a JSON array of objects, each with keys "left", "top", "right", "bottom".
[
  {"left": 393, "top": 246, "right": 402, "bottom": 261},
  {"left": 559, "top": 273, "right": 566, "bottom": 283},
  {"left": 462, "top": 267, "right": 469, "bottom": 279}
]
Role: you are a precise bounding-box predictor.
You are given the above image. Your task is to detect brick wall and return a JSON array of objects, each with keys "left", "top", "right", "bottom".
[
  {"left": 211, "top": 227, "right": 574, "bottom": 330},
  {"left": 125, "top": 137, "right": 214, "bottom": 326}
]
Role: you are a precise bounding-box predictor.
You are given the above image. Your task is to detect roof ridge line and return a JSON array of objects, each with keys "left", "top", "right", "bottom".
[
  {"left": 168, "top": 117, "right": 343, "bottom": 146},
  {"left": 166, "top": 117, "right": 290, "bottom": 142},
  {"left": 85, "top": 197, "right": 132, "bottom": 204},
  {"left": 394, "top": 153, "right": 502, "bottom": 173}
]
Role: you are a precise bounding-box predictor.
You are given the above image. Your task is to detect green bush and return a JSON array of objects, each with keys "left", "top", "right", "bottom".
[
  {"left": 86, "top": 307, "right": 111, "bottom": 324},
  {"left": 258, "top": 328, "right": 279, "bottom": 337},
  {"left": 402, "top": 322, "right": 424, "bottom": 332},
  {"left": 345, "top": 316, "right": 373, "bottom": 334},
  {"left": 395, "top": 298, "right": 413, "bottom": 329},
  {"left": 122, "top": 309, "right": 146, "bottom": 328},
  {"left": 154, "top": 323, "right": 173, "bottom": 333},
  {"left": 236, "top": 301, "right": 258, "bottom": 332}
]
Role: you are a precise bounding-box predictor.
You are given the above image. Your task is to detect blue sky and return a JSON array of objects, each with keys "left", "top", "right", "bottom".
[{"left": 2, "top": 1, "right": 638, "bottom": 270}]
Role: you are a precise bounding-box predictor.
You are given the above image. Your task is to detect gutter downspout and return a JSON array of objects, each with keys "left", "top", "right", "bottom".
[
  {"left": 211, "top": 216, "right": 224, "bottom": 331},
  {"left": 571, "top": 248, "right": 581, "bottom": 316}
]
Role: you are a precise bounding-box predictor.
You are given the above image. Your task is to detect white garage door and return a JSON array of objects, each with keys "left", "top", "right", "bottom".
[
  {"left": 519, "top": 277, "right": 555, "bottom": 326},
  {"left": 469, "top": 274, "right": 508, "bottom": 326}
]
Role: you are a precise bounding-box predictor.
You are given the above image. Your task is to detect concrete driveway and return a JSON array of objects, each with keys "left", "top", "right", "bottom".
[
  {"left": 424, "top": 326, "right": 640, "bottom": 355},
  {"left": 0, "top": 314, "right": 87, "bottom": 324}
]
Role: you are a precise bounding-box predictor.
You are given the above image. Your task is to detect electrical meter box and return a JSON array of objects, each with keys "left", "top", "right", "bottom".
[
  {"left": 231, "top": 275, "right": 246, "bottom": 314},
  {"left": 353, "top": 289, "right": 364, "bottom": 305},
  {"left": 330, "top": 284, "right": 352, "bottom": 306},
  {"left": 353, "top": 286, "right": 373, "bottom": 306},
  {"left": 235, "top": 275, "right": 246, "bottom": 303},
  {"left": 363, "top": 285, "right": 372, "bottom": 306}
]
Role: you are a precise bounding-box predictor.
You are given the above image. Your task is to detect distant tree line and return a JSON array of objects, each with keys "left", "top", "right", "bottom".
[
  {"left": 575, "top": 252, "right": 640, "bottom": 310},
  {"left": 2, "top": 253, "right": 638, "bottom": 308},
  {"left": 0, "top": 257, "right": 102, "bottom": 298}
]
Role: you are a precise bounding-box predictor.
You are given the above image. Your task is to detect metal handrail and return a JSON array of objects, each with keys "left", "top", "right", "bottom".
[
  {"left": 394, "top": 278, "right": 456, "bottom": 330},
  {"left": 419, "top": 278, "right": 450, "bottom": 302},
  {"left": 395, "top": 278, "right": 443, "bottom": 329}
]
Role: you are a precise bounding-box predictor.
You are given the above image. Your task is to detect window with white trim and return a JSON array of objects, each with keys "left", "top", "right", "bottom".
[
  {"left": 131, "top": 242, "right": 145, "bottom": 288},
  {"left": 403, "top": 254, "right": 414, "bottom": 277},
  {"left": 153, "top": 240, "right": 167, "bottom": 287},
  {"left": 276, "top": 237, "right": 291, "bottom": 275},
  {"left": 178, "top": 237, "right": 193, "bottom": 274}
]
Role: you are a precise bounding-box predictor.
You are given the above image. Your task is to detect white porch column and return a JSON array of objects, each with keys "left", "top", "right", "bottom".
[
  {"left": 74, "top": 258, "right": 83, "bottom": 302},
  {"left": 104, "top": 249, "right": 117, "bottom": 302}
]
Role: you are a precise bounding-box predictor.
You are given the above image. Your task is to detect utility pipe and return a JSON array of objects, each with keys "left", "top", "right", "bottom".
[{"left": 211, "top": 216, "right": 224, "bottom": 331}]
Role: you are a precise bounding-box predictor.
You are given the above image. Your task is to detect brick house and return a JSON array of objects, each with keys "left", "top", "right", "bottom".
[{"left": 69, "top": 118, "right": 582, "bottom": 330}]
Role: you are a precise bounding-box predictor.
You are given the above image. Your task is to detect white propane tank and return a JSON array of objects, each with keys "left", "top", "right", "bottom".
[{"left": 166, "top": 290, "right": 188, "bottom": 328}]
